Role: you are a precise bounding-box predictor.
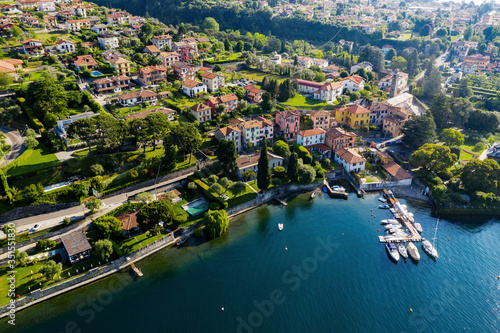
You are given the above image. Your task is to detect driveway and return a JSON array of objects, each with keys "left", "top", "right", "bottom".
[{"left": 0, "top": 125, "right": 26, "bottom": 168}]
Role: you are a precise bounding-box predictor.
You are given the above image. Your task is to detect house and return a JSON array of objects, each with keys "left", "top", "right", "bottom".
[
  {"left": 57, "top": 111, "right": 97, "bottom": 136},
  {"left": 276, "top": 109, "right": 301, "bottom": 140},
  {"left": 38, "top": 0, "right": 55, "bottom": 12},
  {"left": 61, "top": 231, "right": 92, "bottom": 265},
  {"left": 102, "top": 50, "right": 122, "bottom": 61},
  {"left": 143, "top": 45, "right": 160, "bottom": 56},
  {"left": 71, "top": 4, "right": 89, "bottom": 17},
  {"left": 372, "top": 149, "right": 394, "bottom": 164},
  {"left": 172, "top": 41, "right": 197, "bottom": 53},
  {"left": 0, "top": 59, "right": 23, "bottom": 73},
  {"left": 152, "top": 35, "right": 172, "bottom": 51},
  {"left": 106, "top": 12, "right": 129, "bottom": 26},
  {"left": 158, "top": 52, "right": 180, "bottom": 68},
  {"left": 0, "top": 4, "right": 18, "bottom": 14},
  {"left": 190, "top": 103, "right": 212, "bottom": 123},
  {"left": 137, "top": 65, "right": 167, "bottom": 86},
  {"left": 382, "top": 161, "right": 413, "bottom": 185},
  {"left": 56, "top": 39, "right": 75, "bottom": 53},
  {"left": 116, "top": 211, "right": 140, "bottom": 237},
  {"left": 200, "top": 72, "right": 225, "bottom": 92},
  {"left": 229, "top": 116, "right": 274, "bottom": 148},
  {"left": 125, "top": 107, "right": 177, "bottom": 121},
  {"left": 43, "top": 15, "right": 57, "bottom": 28},
  {"left": 381, "top": 45, "right": 393, "bottom": 55},
  {"left": 340, "top": 74, "right": 365, "bottom": 91},
  {"left": 117, "top": 90, "right": 157, "bottom": 106},
  {"left": 334, "top": 105, "right": 371, "bottom": 129},
  {"left": 182, "top": 79, "right": 207, "bottom": 98},
  {"left": 73, "top": 55, "right": 97, "bottom": 70},
  {"left": 350, "top": 61, "right": 373, "bottom": 74},
  {"left": 323, "top": 64, "right": 341, "bottom": 73},
  {"left": 97, "top": 33, "right": 119, "bottom": 50},
  {"left": 296, "top": 79, "right": 323, "bottom": 94},
  {"left": 91, "top": 24, "right": 107, "bottom": 34},
  {"left": 171, "top": 61, "right": 196, "bottom": 81},
  {"left": 15, "top": 0, "right": 38, "bottom": 10},
  {"left": 244, "top": 85, "right": 264, "bottom": 103},
  {"left": 206, "top": 94, "right": 238, "bottom": 113},
  {"left": 384, "top": 70, "right": 409, "bottom": 97},
  {"left": 93, "top": 75, "right": 134, "bottom": 95},
  {"left": 25, "top": 16, "right": 39, "bottom": 27},
  {"left": 297, "top": 128, "right": 331, "bottom": 156},
  {"left": 178, "top": 46, "right": 197, "bottom": 62},
  {"left": 309, "top": 110, "right": 331, "bottom": 130},
  {"left": 56, "top": 10, "right": 72, "bottom": 21},
  {"left": 325, "top": 127, "right": 357, "bottom": 152},
  {"left": 215, "top": 126, "right": 242, "bottom": 152},
  {"left": 129, "top": 16, "right": 146, "bottom": 25},
  {"left": 20, "top": 39, "right": 43, "bottom": 56},
  {"left": 65, "top": 19, "right": 91, "bottom": 31},
  {"left": 353, "top": 23, "right": 375, "bottom": 33},
  {"left": 451, "top": 41, "right": 478, "bottom": 61},
  {"left": 236, "top": 151, "right": 284, "bottom": 179},
  {"left": 108, "top": 57, "right": 131, "bottom": 76},
  {"left": 369, "top": 101, "right": 406, "bottom": 126},
  {"left": 382, "top": 109, "right": 410, "bottom": 137},
  {"left": 334, "top": 148, "right": 366, "bottom": 173},
  {"left": 312, "top": 81, "right": 344, "bottom": 102}
]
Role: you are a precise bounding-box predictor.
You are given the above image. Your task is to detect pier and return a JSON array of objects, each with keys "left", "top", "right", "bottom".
[
  {"left": 323, "top": 180, "right": 349, "bottom": 199},
  {"left": 274, "top": 198, "right": 288, "bottom": 206},
  {"left": 128, "top": 259, "right": 143, "bottom": 277}
]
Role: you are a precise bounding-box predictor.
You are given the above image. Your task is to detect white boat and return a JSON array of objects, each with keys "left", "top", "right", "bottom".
[
  {"left": 331, "top": 185, "right": 346, "bottom": 192},
  {"left": 414, "top": 223, "right": 423, "bottom": 233},
  {"left": 407, "top": 212, "right": 415, "bottom": 223},
  {"left": 422, "top": 239, "right": 438, "bottom": 258},
  {"left": 381, "top": 219, "right": 398, "bottom": 225},
  {"left": 389, "top": 208, "right": 397, "bottom": 214},
  {"left": 379, "top": 205, "right": 390, "bottom": 209},
  {"left": 310, "top": 191, "right": 316, "bottom": 199},
  {"left": 386, "top": 243, "right": 400, "bottom": 262},
  {"left": 378, "top": 197, "right": 387, "bottom": 203},
  {"left": 384, "top": 223, "right": 401, "bottom": 229},
  {"left": 407, "top": 242, "right": 420, "bottom": 261},
  {"left": 388, "top": 228, "right": 403, "bottom": 234},
  {"left": 398, "top": 243, "right": 408, "bottom": 259},
  {"left": 278, "top": 223, "right": 283, "bottom": 231}
]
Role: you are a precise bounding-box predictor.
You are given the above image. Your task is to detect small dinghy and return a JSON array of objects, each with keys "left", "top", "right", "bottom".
[
  {"left": 278, "top": 223, "right": 283, "bottom": 231},
  {"left": 398, "top": 243, "right": 408, "bottom": 259}
]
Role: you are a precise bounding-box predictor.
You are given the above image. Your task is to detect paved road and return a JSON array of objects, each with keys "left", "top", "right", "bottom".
[
  {"left": 0, "top": 126, "right": 26, "bottom": 168},
  {"left": 0, "top": 171, "right": 194, "bottom": 238}
]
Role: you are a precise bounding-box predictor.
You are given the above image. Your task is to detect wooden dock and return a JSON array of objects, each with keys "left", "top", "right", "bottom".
[
  {"left": 323, "top": 180, "right": 348, "bottom": 199},
  {"left": 274, "top": 198, "right": 287, "bottom": 206},
  {"left": 128, "top": 260, "right": 143, "bottom": 277}
]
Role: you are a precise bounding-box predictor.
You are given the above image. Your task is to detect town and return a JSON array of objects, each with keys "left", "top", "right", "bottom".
[{"left": 0, "top": 0, "right": 498, "bottom": 321}]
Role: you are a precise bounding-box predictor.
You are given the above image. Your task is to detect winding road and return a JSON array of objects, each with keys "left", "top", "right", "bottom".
[{"left": 0, "top": 125, "right": 26, "bottom": 168}]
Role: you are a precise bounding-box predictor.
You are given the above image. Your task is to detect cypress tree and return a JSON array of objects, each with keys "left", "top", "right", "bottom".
[
  {"left": 288, "top": 152, "right": 299, "bottom": 183},
  {"left": 257, "top": 139, "right": 272, "bottom": 191}
]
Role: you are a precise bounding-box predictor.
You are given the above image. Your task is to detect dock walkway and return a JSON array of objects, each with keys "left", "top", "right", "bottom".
[{"left": 323, "top": 179, "right": 349, "bottom": 199}]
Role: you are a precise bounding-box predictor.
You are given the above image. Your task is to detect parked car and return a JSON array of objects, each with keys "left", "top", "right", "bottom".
[{"left": 30, "top": 224, "right": 41, "bottom": 233}]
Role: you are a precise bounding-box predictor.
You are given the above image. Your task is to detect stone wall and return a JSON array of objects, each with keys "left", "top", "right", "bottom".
[{"left": 0, "top": 202, "right": 79, "bottom": 223}]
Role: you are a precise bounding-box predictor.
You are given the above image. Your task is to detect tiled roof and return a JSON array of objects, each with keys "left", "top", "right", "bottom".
[
  {"left": 341, "top": 74, "right": 364, "bottom": 85},
  {"left": 144, "top": 45, "right": 160, "bottom": 53},
  {"left": 153, "top": 34, "right": 172, "bottom": 40},
  {"left": 277, "top": 109, "right": 301, "bottom": 119},
  {"left": 236, "top": 151, "right": 283, "bottom": 169},
  {"left": 298, "top": 128, "right": 326, "bottom": 137},
  {"left": 335, "top": 148, "right": 366, "bottom": 164},
  {"left": 182, "top": 79, "right": 204, "bottom": 89},
  {"left": 382, "top": 161, "right": 413, "bottom": 180},
  {"left": 326, "top": 127, "right": 356, "bottom": 139},
  {"left": 190, "top": 103, "right": 211, "bottom": 113},
  {"left": 139, "top": 65, "right": 166, "bottom": 74},
  {"left": 116, "top": 211, "right": 139, "bottom": 231},
  {"left": 118, "top": 90, "right": 157, "bottom": 100},
  {"left": 217, "top": 125, "right": 241, "bottom": 136},
  {"left": 338, "top": 105, "right": 371, "bottom": 115}
]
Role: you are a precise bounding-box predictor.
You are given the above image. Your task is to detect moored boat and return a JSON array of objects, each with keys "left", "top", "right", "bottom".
[
  {"left": 386, "top": 243, "right": 400, "bottom": 262},
  {"left": 310, "top": 191, "right": 316, "bottom": 199},
  {"left": 422, "top": 239, "right": 438, "bottom": 258},
  {"left": 176, "top": 237, "right": 188, "bottom": 246},
  {"left": 379, "top": 205, "right": 390, "bottom": 209},
  {"left": 378, "top": 197, "right": 387, "bottom": 203},
  {"left": 414, "top": 223, "right": 423, "bottom": 233},
  {"left": 331, "top": 185, "right": 346, "bottom": 192},
  {"left": 384, "top": 223, "right": 401, "bottom": 229},
  {"left": 398, "top": 243, "right": 408, "bottom": 259},
  {"left": 407, "top": 242, "right": 420, "bottom": 261},
  {"left": 278, "top": 223, "right": 283, "bottom": 231},
  {"left": 381, "top": 219, "right": 398, "bottom": 225}
]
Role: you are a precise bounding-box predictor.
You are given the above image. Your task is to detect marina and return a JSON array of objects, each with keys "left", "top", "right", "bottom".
[{"left": 323, "top": 179, "right": 349, "bottom": 199}]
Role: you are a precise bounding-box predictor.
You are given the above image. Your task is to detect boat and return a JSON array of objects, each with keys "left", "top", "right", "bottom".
[
  {"left": 381, "top": 219, "right": 398, "bottom": 225},
  {"left": 310, "top": 191, "right": 316, "bottom": 199},
  {"left": 379, "top": 204, "right": 390, "bottom": 209},
  {"left": 278, "top": 223, "right": 283, "bottom": 231},
  {"left": 422, "top": 239, "right": 438, "bottom": 258},
  {"left": 386, "top": 243, "right": 400, "bottom": 261},
  {"left": 407, "top": 212, "right": 415, "bottom": 223},
  {"left": 389, "top": 208, "right": 397, "bottom": 214},
  {"left": 322, "top": 186, "right": 328, "bottom": 193},
  {"left": 176, "top": 237, "right": 188, "bottom": 246},
  {"left": 414, "top": 223, "right": 423, "bottom": 233},
  {"left": 384, "top": 223, "right": 401, "bottom": 229},
  {"left": 378, "top": 197, "right": 387, "bottom": 203},
  {"left": 398, "top": 243, "right": 408, "bottom": 259},
  {"left": 388, "top": 228, "right": 403, "bottom": 234},
  {"left": 407, "top": 242, "right": 420, "bottom": 261},
  {"left": 331, "top": 185, "right": 346, "bottom": 192}
]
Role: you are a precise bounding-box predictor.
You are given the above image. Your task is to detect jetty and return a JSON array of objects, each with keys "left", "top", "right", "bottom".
[
  {"left": 127, "top": 258, "right": 143, "bottom": 277},
  {"left": 378, "top": 190, "right": 422, "bottom": 243},
  {"left": 323, "top": 180, "right": 348, "bottom": 199},
  {"left": 274, "top": 198, "right": 288, "bottom": 206}
]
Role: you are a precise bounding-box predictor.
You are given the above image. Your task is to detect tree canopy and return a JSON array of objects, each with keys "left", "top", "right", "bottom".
[
  {"left": 203, "top": 209, "right": 229, "bottom": 239},
  {"left": 94, "top": 216, "right": 123, "bottom": 238},
  {"left": 440, "top": 129, "right": 464, "bottom": 146},
  {"left": 461, "top": 159, "right": 500, "bottom": 193},
  {"left": 216, "top": 139, "right": 237, "bottom": 175},
  {"left": 410, "top": 143, "right": 458, "bottom": 173},
  {"left": 401, "top": 114, "right": 437, "bottom": 150},
  {"left": 257, "top": 139, "right": 272, "bottom": 191},
  {"left": 94, "top": 239, "right": 114, "bottom": 262},
  {"left": 137, "top": 199, "right": 174, "bottom": 228}
]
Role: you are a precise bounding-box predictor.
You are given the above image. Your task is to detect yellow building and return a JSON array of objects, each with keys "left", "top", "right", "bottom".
[
  {"left": 109, "top": 57, "right": 132, "bottom": 76},
  {"left": 334, "top": 105, "right": 371, "bottom": 129}
]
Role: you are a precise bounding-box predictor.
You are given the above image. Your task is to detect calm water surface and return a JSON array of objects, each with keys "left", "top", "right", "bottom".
[{"left": 2, "top": 192, "right": 500, "bottom": 333}]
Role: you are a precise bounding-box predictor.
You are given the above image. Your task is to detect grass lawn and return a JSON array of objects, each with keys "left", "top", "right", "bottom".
[
  {"left": 112, "top": 104, "right": 167, "bottom": 119},
  {"left": 6, "top": 142, "right": 59, "bottom": 177},
  {"left": 167, "top": 92, "right": 199, "bottom": 110},
  {"left": 35, "top": 31, "right": 77, "bottom": 45},
  {"left": 117, "top": 230, "right": 170, "bottom": 255},
  {"left": 233, "top": 69, "right": 288, "bottom": 84},
  {"left": 281, "top": 94, "right": 330, "bottom": 109},
  {"left": 226, "top": 183, "right": 257, "bottom": 208}
]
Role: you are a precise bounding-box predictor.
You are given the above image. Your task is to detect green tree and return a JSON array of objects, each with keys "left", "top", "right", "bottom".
[
  {"left": 260, "top": 92, "right": 273, "bottom": 111},
  {"left": 26, "top": 75, "right": 67, "bottom": 120},
  {"left": 43, "top": 113, "right": 58, "bottom": 128},
  {"left": 216, "top": 139, "right": 237, "bottom": 175},
  {"left": 85, "top": 198, "right": 102, "bottom": 213},
  {"left": 235, "top": 40, "right": 244, "bottom": 53},
  {"left": 2, "top": 224, "right": 15, "bottom": 239},
  {"left": 391, "top": 56, "right": 407, "bottom": 71},
  {"left": 467, "top": 110, "right": 500, "bottom": 133},
  {"left": 401, "top": 114, "right": 437, "bottom": 150},
  {"left": 202, "top": 17, "right": 219, "bottom": 33},
  {"left": 454, "top": 78, "right": 472, "bottom": 98},
  {"left": 24, "top": 135, "right": 39, "bottom": 150},
  {"left": 146, "top": 112, "right": 169, "bottom": 151},
  {"left": 170, "top": 122, "right": 202, "bottom": 163},
  {"left": 229, "top": 181, "right": 246, "bottom": 197},
  {"left": 163, "top": 136, "right": 178, "bottom": 172},
  {"left": 450, "top": 97, "right": 473, "bottom": 127},
  {"left": 287, "top": 152, "right": 299, "bottom": 182},
  {"left": 39, "top": 260, "right": 62, "bottom": 280},
  {"left": 423, "top": 62, "right": 443, "bottom": 99},
  {"left": 257, "top": 139, "right": 272, "bottom": 191},
  {"left": 73, "top": 182, "right": 89, "bottom": 198},
  {"left": 0, "top": 72, "right": 13, "bottom": 88},
  {"left": 210, "top": 183, "right": 224, "bottom": 195},
  {"left": 203, "top": 209, "right": 229, "bottom": 239},
  {"left": 14, "top": 250, "right": 27, "bottom": 267},
  {"left": 273, "top": 140, "right": 291, "bottom": 159},
  {"left": 90, "top": 164, "right": 104, "bottom": 176},
  {"left": 136, "top": 191, "right": 154, "bottom": 204},
  {"left": 137, "top": 199, "right": 174, "bottom": 229},
  {"left": 20, "top": 183, "right": 44, "bottom": 203},
  {"left": 406, "top": 50, "right": 418, "bottom": 78},
  {"left": 430, "top": 93, "right": 452, "bottom": 129},
  {"left": 440, "top": 129, "right": 464, "bottom": 146},
  {"left": 36, "top": 239, "right": 57, "bottom": 251},
  {"left": 298, "top": 164, "right": 316, "bottom": 183},
  {"left": 461, "top": 159, "right": 500, "bottom": 193},
  {"left": 94, "top": 216, "right": 122, "bottom": 238},
  {"left": 410, "top": 144, "right": 458, "bottom": 173},
  {"left": 463, "top": 25, "right": 474, "bottom": 41},
  {"left": 67, "top": 117, "right": 96, "bottom": 156},
  {"left": 93, "top": 239, "right": 113, "bottom": 262}
]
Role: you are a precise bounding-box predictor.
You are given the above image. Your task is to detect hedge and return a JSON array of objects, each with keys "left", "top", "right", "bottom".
[
  {"left": 188, "top": 175, "right": 228, "bottom": 209},
  {"left": 1, "top": 148, "right": 33, "bottom": 175},
  {"left": 18, "top": 97, "right": 43, "bottom": 130},
  {"left": 110, "top": 238, "right": 123, "bottom": 257},
  {"left": 293, "top": 144, "right": 312, "bottom": 164},
  {"left": 0, "top": 169, "right": 12, "bottom": 201},
  {"left": 204, "top": 58, "right": 244, "bottom": 64}
]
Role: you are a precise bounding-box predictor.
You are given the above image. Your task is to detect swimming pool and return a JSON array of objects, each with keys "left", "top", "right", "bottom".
[
  {"left": 92, "top": 71, "right": 104, "bottom": 76},
  {"left": 182, "top": 198, "right": 209, "bottom": 216}
]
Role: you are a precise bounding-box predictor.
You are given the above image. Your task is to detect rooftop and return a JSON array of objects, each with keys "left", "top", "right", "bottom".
[{"left": 60, "top": 231, "right": 92, "bottom": 257}]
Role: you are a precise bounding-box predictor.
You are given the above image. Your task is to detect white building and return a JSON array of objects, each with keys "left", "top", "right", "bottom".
[
  {"left": 350, "top": 61, "right": 373, "bottom": 74},
  {"left": 334, "top": 148, "right": 366, "bottom": 173},
  {"left": 56, "top": 39, "right": 75, "bottom": 53},
  {"left": 236, "top": 151, "right": 284, "bottom": 179},
  {"left": 57, "top": 111, "right": 97, "bottom": 136},
  {"left": 38, "top": 0, "right": 55, "bottom": 12},
  {"left": 214, "top": 126, "right": 242, "bottom": 152},
  {"left": 312, "top": 81, "right": 344, "bottom": 102},
  {"left": 97, "top": 33, "right": 119, "bottom": 50},
  {"left": 151, "top": 35, "right": 172, "bottom": 51},
  {"left": 340, "top": 74, "right": 365, "bottom": 91},
  {"left": 182, "top": 79, "right": 207, "bottom": 98},
  {"left": 91, "top": 24, "right": 107, "bottom": 34}
]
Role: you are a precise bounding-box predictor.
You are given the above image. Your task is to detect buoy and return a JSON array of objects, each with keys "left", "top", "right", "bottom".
[
  {"left": 410, "top": 309, "right": 413, "bottom": 313},
  {"left": 448, "top": 238, "right": 450, "bottom": 241},
  {"left": 342, "top": 233, "right": 344, "bottom": 236},
  {"left": 371, "top": 209, "right": 373, "bottom": 212},
  {"left": 285, "top": 247, "right": 288, "bottom": 251},
  {"left": 222, "top": 307, "right": 224, "bottom": 311},
  {"left": 374, "top": 215, "right": 376, "bottom": 218},
  {"left": 497, "top": 276, "right": 499, "bottom": 279},
  {"left": 369, "top": 220, "right": 371, "bottom": 222},
  {"left": 378, "top": 229, "right": 379, "bottom": 231}
]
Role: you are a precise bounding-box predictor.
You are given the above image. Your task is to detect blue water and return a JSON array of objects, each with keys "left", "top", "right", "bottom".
[
  {"left": 91, "top": 71, "right": 104, "bottom": 76},
  {"left": 3, "top": 192, "right": 500, "bottom": 333}
]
